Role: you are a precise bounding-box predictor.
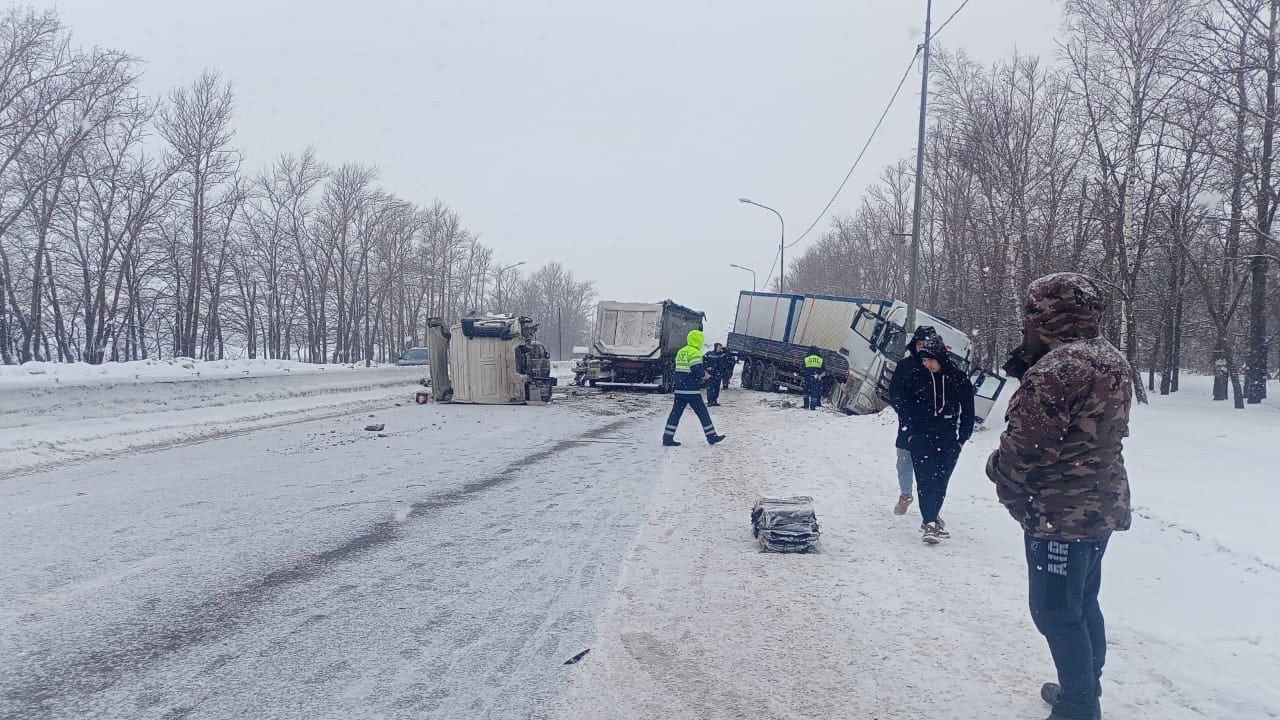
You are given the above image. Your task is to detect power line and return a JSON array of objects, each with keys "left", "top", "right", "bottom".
[
  {"left": 758, "top": 47, "right": 923, "bottom": 291},
  {"left": 933, "top": 0, "right": 974, "bottom": 39},
  {"left": 786, "top": 48, "right": 922, "bottom": 252}
]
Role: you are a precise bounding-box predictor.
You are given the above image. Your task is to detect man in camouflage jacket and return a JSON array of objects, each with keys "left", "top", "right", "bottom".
[{"left": 986, "top": 273, "right": 1133, "bottom": 720}]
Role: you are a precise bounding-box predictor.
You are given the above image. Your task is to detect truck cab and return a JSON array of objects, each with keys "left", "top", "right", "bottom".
[
  {"left": 832, "top": 301, "right": 1006, "bottom": 424},
  {"left": 426, "top": 314, "right": 558, "bottom": 405}
]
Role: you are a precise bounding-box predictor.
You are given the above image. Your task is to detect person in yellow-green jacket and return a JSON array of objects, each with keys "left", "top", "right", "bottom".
[
  {"left": 662, "top": 329, "right": 727, "bottom": 447},
  {"left": 803, "top": 346, "right": 825, "bottom": 410}
]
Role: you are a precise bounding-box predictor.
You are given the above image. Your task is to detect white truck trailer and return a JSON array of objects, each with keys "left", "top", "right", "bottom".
[{"left": 728, "top": 291, "right": 1006, "bottom": 423}]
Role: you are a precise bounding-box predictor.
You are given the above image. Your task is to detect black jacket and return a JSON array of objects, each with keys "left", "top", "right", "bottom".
[
  {"left": 898, "top": 358, "right": 975, "bottom": 449},
  {"left": 703, "top": 350, "right": 728, "bottom": 377},
  {"left": 888, "top": 352, "right": 923, "bottom": 450}
]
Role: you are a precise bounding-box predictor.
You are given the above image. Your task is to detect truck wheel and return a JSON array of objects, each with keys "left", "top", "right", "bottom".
[
  {"left": 761, "top": 364, "right": 778, "bottom": 392},
  {"left": 741, "top": 361, "right": 756, "bottom": 390},
  {"left": 656, "top": 359, "right": 675, "bottom": 393}
]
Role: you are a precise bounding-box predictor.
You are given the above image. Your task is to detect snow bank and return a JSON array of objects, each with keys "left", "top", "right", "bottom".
[
  {"left": 0, "top": 365, "right": 428, "bottom": 477},
  {"left": 0, "top": 358, "right": 392, "bottom": 389},
  {"left": 554, "top": 377, "right": 1280, "bottom": 720}
]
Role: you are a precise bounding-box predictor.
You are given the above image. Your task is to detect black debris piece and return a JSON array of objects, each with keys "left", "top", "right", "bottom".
[
  {"left": 364, "top": 424, "right": 385, "bottom": 432},
  {"left": 751, "top": 496, "right": 820, "bottom": 553}
]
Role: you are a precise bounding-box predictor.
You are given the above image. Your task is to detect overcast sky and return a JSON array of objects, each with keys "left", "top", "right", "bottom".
[{"left": 39, "top": 0, "right": 1062, "bottom": 340}]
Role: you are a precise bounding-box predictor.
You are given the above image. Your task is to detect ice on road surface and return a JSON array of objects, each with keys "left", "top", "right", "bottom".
[{"left": 1, "top": 389, "right": 663, "bottom": 719}]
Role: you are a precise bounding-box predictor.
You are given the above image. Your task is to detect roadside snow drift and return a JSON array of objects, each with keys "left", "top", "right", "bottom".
[{"left": 0, "top": 360, "right": 429, "bottom": 477}]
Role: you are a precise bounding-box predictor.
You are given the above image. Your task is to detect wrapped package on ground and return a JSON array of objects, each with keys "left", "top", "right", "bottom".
[{"left": 751, "top": 496, "right": 820, "bottom": 553}]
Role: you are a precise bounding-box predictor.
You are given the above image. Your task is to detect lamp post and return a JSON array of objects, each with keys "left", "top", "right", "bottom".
[
  {"left": 493, "top": 261, "right": 525, "bottom": 312},
  {"left": 729, "top": 263, "right": 758, "bottom": 293},
  {"left": 739, "top": 198, "right": 786, "bottom": 294}
]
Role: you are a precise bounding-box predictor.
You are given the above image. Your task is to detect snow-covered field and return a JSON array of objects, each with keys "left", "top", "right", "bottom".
[{"left": 1, "top": 368, "right": 1276, "bottom": 719}]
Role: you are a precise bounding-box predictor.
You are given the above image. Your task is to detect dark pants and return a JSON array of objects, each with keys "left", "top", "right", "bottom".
[
  {"left": 664, "top": 392, "right": 717, "bottom": 441},
  {"left": 910, "top": 439, "right": 960, "bottom": 523},
  {"left": 1025, "top": 533, "right": 1109, "bottom": 719},
  {"left": 722, "top": 368, "right": 732, "bottom": 390},
  {"left": 803, "top": 376, "right": 822, "bottom": 409},
  {"left": 706, "top": 376, "right": 722, "bottom": 404}
]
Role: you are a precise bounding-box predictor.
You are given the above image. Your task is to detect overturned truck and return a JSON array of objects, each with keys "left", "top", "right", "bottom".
[{"left": 426, "top": 314, "right": 557, "bottom": 405}]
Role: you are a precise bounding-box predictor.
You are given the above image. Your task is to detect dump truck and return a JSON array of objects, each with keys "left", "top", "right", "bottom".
[
  {"left": 575, "top": 300, "right": 705, "bottom": 392},
  {"left": 424, "top": 314, "right": 557, "bottom": 405},
  {"left": 729, "top": 291, "right": 1006, "bottom": 423}
]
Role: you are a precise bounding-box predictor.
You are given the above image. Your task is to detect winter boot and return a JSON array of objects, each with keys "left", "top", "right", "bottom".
[
  {"left": 894, "top": 495, "right": 913, "bottom": 515},
  {"left": 1041, "top": 683, "right": 1102, "bottom": 720},
  {"left": 708, "top": 434, "right": 727, "bottom": 445},
  {"left": 1042, "top": 682, "right": 1103, "bottom": 704},
  {"left": 663, "top": 438, "right": 682, "bottom": 447}
]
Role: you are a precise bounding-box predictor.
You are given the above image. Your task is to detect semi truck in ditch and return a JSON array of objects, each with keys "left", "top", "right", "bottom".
[
  {"left": 573, "top": 300, "right": 705, "bottom": 392},
  {"left": 425, "top": 314, "right": 557, "bottom": 405},
  {"left": 727, "top": 291, "right": 1006, "bottom": 423}
]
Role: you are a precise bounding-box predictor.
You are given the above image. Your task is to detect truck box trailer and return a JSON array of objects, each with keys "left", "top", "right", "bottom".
[
  {"left": 578, "top": 300, "right": 705, "bottom": 391},
  {"left": 729, "top": 291, "right": 890, "bottom": 396},
  {"left": 729, "top": 291, "right": 1006, "bottom": 423}
]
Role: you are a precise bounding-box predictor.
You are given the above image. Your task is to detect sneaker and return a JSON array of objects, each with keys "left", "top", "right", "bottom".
[
  {"left": 921, "top": 522, "right": 943, "bottom": 544},
  {"left": 662, "top": 438, "right": 681, "bottom": 447},
  {"left": 934, "top": 519, "right": 951, "bottom": 539},
  {"left": 708, "top": 434, "right": 727, "bottom": 445},
  {"left": 894, "top": 495, "right": 913, "bottom": 515}
]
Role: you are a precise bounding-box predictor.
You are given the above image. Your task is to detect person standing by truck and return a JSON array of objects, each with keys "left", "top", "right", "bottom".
[
  {"left": 900, "top": 334, "right": 974, "bottom": 543},
  {"left": 802, "top": 347, "right": 825, "bottom": 410},
  {"left": 986, "top": 273, "right": 1132, "bottom": 720},
  {"left": 704, "top": 342, "right": 728, "bottom": 406},
  {"left": 722, "top": 351, "right": 736, "bottom": 390},
  {"left": 663, "top": 329, "right": 727, "bottom": 447},
  {"left": 888, "top": 326, "right": 941, "bottom": 515}
]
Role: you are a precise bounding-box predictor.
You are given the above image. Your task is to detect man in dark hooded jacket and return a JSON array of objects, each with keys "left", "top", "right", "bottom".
[
  {"left": 899, "top": 334, "right": 975, "bottom": 543},
  {"left": 986, "top": 273, "right": 1133, "bottom": 720},
  {"left": 888, "top": 326, "right": 941, "bottom": 515}
]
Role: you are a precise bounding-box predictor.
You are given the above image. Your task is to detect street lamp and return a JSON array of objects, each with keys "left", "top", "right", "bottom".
[
  {"left": 729, "top": 263, "right": 757, "bottom": 293},
  {"left": 493, "top": 261, "right": 525, "bottom": 312},
  {"left": 739, "top": 198, "right": 786, "bottom": 294}
]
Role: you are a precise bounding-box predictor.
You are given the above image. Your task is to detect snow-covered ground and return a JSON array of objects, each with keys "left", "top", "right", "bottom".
[
  {"left": 554, "top": 376, "right": 1280, "bottom": 720},
  {"left": 0, "top": 360, "right": 430, "bottom": 477},
  {"left": 1, "top": 369, "right": 1276, "bottom": 719}
]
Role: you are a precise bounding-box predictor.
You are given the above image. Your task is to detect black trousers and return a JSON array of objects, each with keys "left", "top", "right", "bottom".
[
  {"left": 909, "top": 439, "right": 960, "bottom": 524},
  {"left": 1025, "top": 533, "right": 1109, "bottom": 719},
  {"left": 706, "top": 376, "right": 722, "bottom": 404},
  {"left": 803, "top": 376, "right": 822, "bottom": 409},
  {"left": 664, "top": 392, "right": 717, "bottom": 441}
]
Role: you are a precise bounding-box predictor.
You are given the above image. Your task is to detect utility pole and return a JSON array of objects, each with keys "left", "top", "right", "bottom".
[
  {"left": 363, "top": 249, "right": 371, "bottom": 367},
  {"left": 906, "top": 0, "right": 933, "bottom": 334},
  {"left": 558, "top": 307, "right": 564, "bottom": 360}
]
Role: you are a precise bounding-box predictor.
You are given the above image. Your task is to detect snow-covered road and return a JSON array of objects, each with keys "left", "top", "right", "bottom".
[
  {"left": 2, "top": 373, "right": 1276, "bottom": 720},
  {"left": 0, "top": 390, "right": 663, "bottom": 719}
]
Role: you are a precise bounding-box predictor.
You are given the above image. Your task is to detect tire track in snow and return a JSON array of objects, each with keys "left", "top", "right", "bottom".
[{"left": 0, "top": 416, "right": 638, "bottom": 720}]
